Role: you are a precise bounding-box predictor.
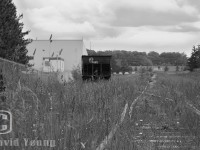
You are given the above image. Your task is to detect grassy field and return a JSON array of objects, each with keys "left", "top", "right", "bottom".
[{"left": 0, "top": 63, "right": 200, "bottom": 150}]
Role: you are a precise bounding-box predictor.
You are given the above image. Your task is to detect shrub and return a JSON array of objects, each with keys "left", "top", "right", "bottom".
[
  {"left": 134, "top": 66, "right": 137, "bottom": 72},
  {"left": 148, "top": 67, "right": 153, "bottom": 72},
  {"left": 164, "top": 65, "right": 169, "bottom": 72},
  {"left": 71, "top": 65, "right": 82, "bottom": 81},
  {"left": 176, "top": 65, "right": 179, "bottom": 71}
]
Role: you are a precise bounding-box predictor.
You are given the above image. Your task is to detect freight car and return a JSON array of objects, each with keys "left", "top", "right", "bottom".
[{"left": 82, "top": 55, "right": 112, "bottom": 80}]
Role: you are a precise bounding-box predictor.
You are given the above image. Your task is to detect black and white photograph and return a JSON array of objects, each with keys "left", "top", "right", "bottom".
[{"left": 0, "top": 0, "right": 200, "bottom": 149}]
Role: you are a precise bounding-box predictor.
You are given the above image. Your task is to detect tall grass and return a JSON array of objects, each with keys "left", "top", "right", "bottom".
[
  {"left": 150, "top": 72, "right": 200, "bottom": 148},
  {"left": 0, "top": 62, "right": 150, "bottom": 150},
  {"left": 2, "top": 60, "right": 200, "bottom": 150}
]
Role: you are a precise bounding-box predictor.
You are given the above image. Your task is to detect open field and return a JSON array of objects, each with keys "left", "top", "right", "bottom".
[{"left": 0, "top": 62, "right": 200, "bottom": 150}]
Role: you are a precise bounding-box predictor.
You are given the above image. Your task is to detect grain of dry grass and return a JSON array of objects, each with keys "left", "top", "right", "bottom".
[
  {"left": 0, "top": 62, "right": 151, "bottom": 150},
  {"left": 1, "top": 61, "right": 200, "bottom": 150}
]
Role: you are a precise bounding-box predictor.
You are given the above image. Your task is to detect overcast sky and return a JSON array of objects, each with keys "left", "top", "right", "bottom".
[{"left": 13, "top": 0, "right": 200, "bottom": 56}]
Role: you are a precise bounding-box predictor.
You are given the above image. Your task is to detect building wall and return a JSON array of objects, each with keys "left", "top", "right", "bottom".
[
  {"left": 82, "top": 41, "right": 88, "bottom": 55},
  {"left": 43, "top": 58, "right": 64, "bottom": 72},
  {"left": 27, "top": 39, "right": 87, "bottom": 81}
]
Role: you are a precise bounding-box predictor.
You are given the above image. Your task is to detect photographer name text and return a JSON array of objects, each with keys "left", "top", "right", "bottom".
[{"left": 0, "top": 138, "right": 56, "bottom": 147}]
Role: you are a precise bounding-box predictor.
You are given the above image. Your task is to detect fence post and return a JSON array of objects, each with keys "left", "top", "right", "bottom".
[{"left": 0, "top": 68, "right": 6, "bottom": 102}]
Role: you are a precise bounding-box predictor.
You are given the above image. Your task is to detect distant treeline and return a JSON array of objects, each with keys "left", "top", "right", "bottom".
[{"left": 87, "top": 49, "right": 187, "bottom": 73}]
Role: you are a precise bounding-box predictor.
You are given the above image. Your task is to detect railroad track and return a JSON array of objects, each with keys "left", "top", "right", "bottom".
[
  {"left": 132, "top": 74, "right": 199, "bottom": 150},
  {"left": 97, "top": 73, "right": 199, "bottom": 150},
  {"left": 133, "top": 122, "right": 198, "bottom": 149}
]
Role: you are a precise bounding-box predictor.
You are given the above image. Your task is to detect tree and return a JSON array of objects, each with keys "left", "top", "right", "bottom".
[
  {"left": 111, "top": 58, "right": 121, "bottom": 73},
  {"left": 176, "top": 65, "right": 179, "bottom": 71},
  {"left": 87, "top": 49, "right": 97, "bottom": 55},
  {"left": 164, "top": 66, "right": 169, "bottom": 72},
  {"left": 134, "top": 66, "right": 137, "bottom": 72},
  {"left": 159, "top": 52, "right": 187, "bottom": 66},
  {"left": 121, "top": 59, "right": 131, "bottom": 74},
  {"left": 0, "top": 0, "right": 31, "bottom": 64},
  {"left": 148, "top": 51, "right": 161, "bottom": 65},
  {"left": 188, "top": 45, "right": 200, "bottom": 71}
]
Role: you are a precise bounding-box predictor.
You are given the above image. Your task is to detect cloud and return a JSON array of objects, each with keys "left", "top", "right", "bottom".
[
  {"left": 169, "top": 25, "right": 200, "bottom": 32},
  {"left": 89, "top": 27, "right": 199, "bottom": 56},
  {"left": 27, "top": 7, "right": 96, "bottom": 36},
  {"left": 176, "top": 0, "right": 200, "bottom": 12},
  {"left": 111, "top": 7, "right": 197, "bottom": 27},
  {"left": 107, "top": 0, "right": 199, "bottom": 27},
  {"left": 13, "top": 0, "right": 119, "bottom": 39},
  {"left": 153, "top": 21, "right": 200, "bottom": 33},
  {"left": 13, "top": 0, "right": 200, "bottom": 37},
  {"left": 12, "top": 0, "right": 200, "bottom": 55},
  {"left": 116, "top": 28, "right": 196, "bottom": 47}
]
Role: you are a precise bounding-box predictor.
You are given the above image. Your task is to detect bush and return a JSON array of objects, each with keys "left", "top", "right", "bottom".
[
  {"left": 71, "top": 65, "right": 82, "bottom": 81},
  {"left": 176, "top": 65, "right": 179, "bottom": 71},
  {"left": 148, "top": 67, "right": 153, "bottom": 72},
  {"left": 134, "top": 66, "right": 138, "bottom": 72},
  {"left": 164, "top": 65, "right": 169, "bottom": 72}
]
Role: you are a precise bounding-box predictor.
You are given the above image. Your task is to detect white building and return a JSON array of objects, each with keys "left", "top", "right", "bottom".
[
  {"left": 42, "top": 57, "right": 64, "bottom": 72},
  {"left": 27, "top": 39, "right": 87, "bottom": 81}
]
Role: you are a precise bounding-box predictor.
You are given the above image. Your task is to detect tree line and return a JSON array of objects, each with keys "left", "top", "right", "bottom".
[{"left": 87, "top": 49, "right": 188, "bottom": 73}]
